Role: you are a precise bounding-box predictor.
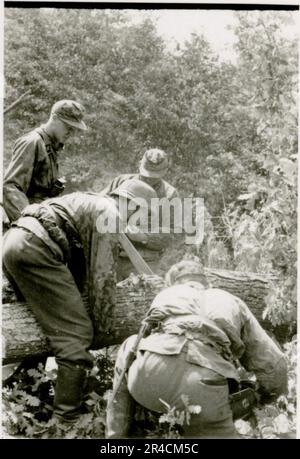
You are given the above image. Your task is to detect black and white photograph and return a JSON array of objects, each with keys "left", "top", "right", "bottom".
[{"left": 1, "top": 0, "right": 298, "bottom": 442}]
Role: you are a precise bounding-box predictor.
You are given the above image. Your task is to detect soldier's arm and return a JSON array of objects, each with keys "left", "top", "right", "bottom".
[
  {"left": 3, "top": 136, "right": 37, "bottom": 222},
  {"left": 105, "top": 336, "right": 137, "bottom": 439},
  {"left": 125, "top": 223, "right": 170, "bottom": 252},
  {"left": 126, "top": 189, "right": 181, "bottom": 251},
  {"left": 238, "top": 299, "right": 288, "bottom": 397}
]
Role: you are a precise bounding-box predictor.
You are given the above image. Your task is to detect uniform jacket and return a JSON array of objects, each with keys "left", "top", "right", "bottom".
[
  {"left": 3, "top": 126, "right": 62, "bottom": 222},
  {"left": 107, "top": 282, "right": 288, "bottom": 438},
  {"left": 117, "top": 282, "right": 288, "bottom": 395}
]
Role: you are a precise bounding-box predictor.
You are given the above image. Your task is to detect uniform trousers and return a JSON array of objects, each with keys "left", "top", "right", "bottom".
[
  {"left": 3, "top": 227, "right": 94, "bottom": 368},
  {"left": 127, "top": 349, "right": 238, "bottom": 438}
]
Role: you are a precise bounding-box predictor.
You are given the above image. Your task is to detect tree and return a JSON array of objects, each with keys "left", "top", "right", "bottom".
[{"left": 225, "top": 12, "right": 297, "bottom": 327}]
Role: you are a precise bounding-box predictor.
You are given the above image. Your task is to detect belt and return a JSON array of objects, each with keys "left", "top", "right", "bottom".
[{"left": 14, "top": 216, "right": 64, "bottom": 260}]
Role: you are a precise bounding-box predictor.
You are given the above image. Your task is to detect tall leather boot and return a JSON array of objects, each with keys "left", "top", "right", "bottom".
[{"left": 53, "top": 361, "right": 87, "bottom": 423}]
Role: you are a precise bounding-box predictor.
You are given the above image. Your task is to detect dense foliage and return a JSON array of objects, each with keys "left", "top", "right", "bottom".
[
  {"left": 226, "top": 13, "right": 298, "bottom": 329},
  {"left": 3, "top": 8, "right": 297, "bottom": 438}
]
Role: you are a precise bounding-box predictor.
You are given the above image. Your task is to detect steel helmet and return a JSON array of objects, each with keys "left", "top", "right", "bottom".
[{"left": 166, "top": 259, "right": 208, "bottom": 286}]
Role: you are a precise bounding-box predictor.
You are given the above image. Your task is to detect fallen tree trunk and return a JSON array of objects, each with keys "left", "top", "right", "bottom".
[{"left": 2, "top": 269, "right": 287, "bottom": 364}]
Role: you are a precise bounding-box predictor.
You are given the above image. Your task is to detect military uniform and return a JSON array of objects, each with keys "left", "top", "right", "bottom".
[
  {"left": 3, "top": 179, "right": 157, "bottom": 422},
  {"left": 4, "top": 127, "right": 65, "bottom": 223},
  {"left": 106, "top": 282, "right": 287, "bottom": 439},
  {"left": 3, "top": 99, "right": 87, "bottom": 223},
  {"left": 2, "top": 193, "right": 122, "bottom": 420},
  {"left": 3, "top": 193, "right": 122, "bottom": 363},
  {"left": 100, "top": 173, "right": 179, "bottom": 280}
]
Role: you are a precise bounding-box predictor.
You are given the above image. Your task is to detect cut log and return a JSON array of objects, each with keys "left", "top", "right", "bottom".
[{"left": 2, "top": 269, "right": 288, "bottom": 364}]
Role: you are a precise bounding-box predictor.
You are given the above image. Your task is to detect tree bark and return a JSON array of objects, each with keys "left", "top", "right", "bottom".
[{"left": 2, "top": 269, "right": 287, "bottom": 364}]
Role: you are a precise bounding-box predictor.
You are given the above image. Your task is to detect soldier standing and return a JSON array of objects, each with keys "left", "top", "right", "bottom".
[{"left": 3, "top": 99, "right": 87, "bottom": 223}]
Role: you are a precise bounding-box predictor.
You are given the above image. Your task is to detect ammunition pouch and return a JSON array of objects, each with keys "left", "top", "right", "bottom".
[{"left": 229, "top": 380, "right": 259, "bottom": 420}]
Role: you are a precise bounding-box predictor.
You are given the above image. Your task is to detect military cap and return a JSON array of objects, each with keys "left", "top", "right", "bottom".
[
  {"left": 166, "top": 259, "right": 208, "bottom": 286},
  {"left": 51, "top": 100, "right": 87, "bottom": 130},
  {"left": 111, "top": 178, "right": 157, "bottom": 208},
  {"left": 139, "top": 149, "right": 169, "bottom": 178}
]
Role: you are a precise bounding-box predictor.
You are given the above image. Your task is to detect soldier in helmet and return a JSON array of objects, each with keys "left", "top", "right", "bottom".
[
  {"left": 3, "top": 99, "right": 87, "bottom": 223},
  {"left": 100, "top": 148, "right": 180, "bottom": 280},
  {"left": 2, "top": 179, "right": 157, "bottom": 424},
  {"left": 106, "top": 259, "right": 287, "bottom": 439}
]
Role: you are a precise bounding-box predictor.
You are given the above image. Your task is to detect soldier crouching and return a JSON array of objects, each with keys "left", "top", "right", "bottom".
[{"left": 106, "top": 260, "right": 288, "bottom": 439}]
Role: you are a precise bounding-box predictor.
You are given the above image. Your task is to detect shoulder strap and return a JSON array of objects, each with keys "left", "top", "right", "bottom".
[
  {"left": 35, "top": 127, "right": 57, "bottom": 155},
  {"left": 34, "top": 127, "right": 46, "bottom": 142}
]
